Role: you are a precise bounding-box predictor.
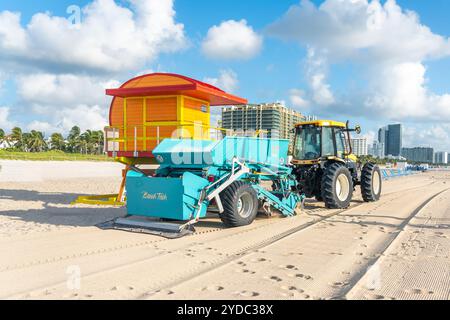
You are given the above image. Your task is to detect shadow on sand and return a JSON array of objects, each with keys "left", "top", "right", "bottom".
[{"left": 0, "top": 189, "right": 126, "bottom": 228}]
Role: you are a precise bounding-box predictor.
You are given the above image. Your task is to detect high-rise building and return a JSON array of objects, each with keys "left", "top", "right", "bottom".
[
  {"left": 221, "top": 103, "right": 305, "bottom": 144},
  {"left": 369, "top": 141, "right": 385, "bottom": 159},
  {"left": 387, "top": 124, "right": 402, "bottom": 157},
  {"left": 401, "top": 147, "right": 434, "bottom": 163},
  {"left": 378, "top": 127, "right": 388, "bottom": 149},
  {"left": 434, "top": 151, "right": 448, "bottom": 164},
  {"left": 377, "top": 124, "right": 402, "bottom": 157},
  {"left": 350, "top": 138, "right": 368, "bottom": 156}
]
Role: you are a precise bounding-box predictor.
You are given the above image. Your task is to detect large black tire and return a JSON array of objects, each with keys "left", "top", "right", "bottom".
[
  {"left": 219, "top": 181, "right": 258, "bottom": 228},
  {"left": 361, "top": 163, "right": 382, "bottom": 202},
  {"left": 321, "top": 163, "right": 353, "bottom": 209}
]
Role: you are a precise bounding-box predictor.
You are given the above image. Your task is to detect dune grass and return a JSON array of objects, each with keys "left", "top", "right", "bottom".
[{"left": 0, "top": 150, "right": 113, "bottom": 162}]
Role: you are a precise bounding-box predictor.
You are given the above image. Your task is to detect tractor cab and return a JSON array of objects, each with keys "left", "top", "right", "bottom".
[{"left": 292, "top": 120, "right": 359, "bottom": 165}]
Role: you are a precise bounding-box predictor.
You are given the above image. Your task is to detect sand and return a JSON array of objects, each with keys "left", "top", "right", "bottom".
[
  {"left": 0, "top": 160, "right": 123, "bottom": 182},
  {"left": 0, "top": 160, "right": 448, "bottom": 300}
]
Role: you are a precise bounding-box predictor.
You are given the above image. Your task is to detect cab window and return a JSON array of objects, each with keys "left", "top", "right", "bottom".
[
  {"left": 294, "top": 126, "right": 321, "bottom": 160},
  {"left": 322, "top": 127, "right": 335, "bottom": 157},
  {"left": 335, "top": 129, "right": 346, "bottom": 158}
]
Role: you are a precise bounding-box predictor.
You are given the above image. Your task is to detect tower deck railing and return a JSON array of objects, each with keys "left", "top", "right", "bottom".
[{"left": 104, "top": 122, "right": 268, "bottom": 157}]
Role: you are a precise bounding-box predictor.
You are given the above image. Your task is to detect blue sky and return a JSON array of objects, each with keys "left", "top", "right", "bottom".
[{"left": 0, "top": 0, "right": 449, "bottom": 151}]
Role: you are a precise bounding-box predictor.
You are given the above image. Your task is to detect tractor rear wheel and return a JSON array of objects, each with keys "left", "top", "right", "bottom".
[
  {"left": 219, "top": 181, "right": 258, "bottom": 228},
  {"left": 361, "top": 163, "right": 382, "bottom": 202},
  {"left": 321, "top": 163, "right": 353, "bottom": 209}
]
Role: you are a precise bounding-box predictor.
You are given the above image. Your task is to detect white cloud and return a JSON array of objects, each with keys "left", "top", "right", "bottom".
[
  {"left": 17, "top": 73, "right": 119, "bottom": 107},
  {"left": 404, "top": 124, "right": 450, "bottom": 150},
  {"left": 0, "top": 11, "right": 27, "bottom": 52},
  {"left": 26, "top": 104, "right": 108, "bottom": 134},
  {"left": 310, "top": 72, "right": 334, "bottom": 106},
  {"left": 362, "top": 130, "right": 376, "bottom": 145},
  {"left": 276, "top": 100, "right": 286, "bottom": 107},
  {"left": 289, "top": 89, "right": 310, "bottom": 108},
  {"left": 57, "top": 104, "right": 108, "bottom": 132},
  {"left": 303, "top": 48, "right": 335, "bottom": 106},
  {"left": 0, "top": 71, "right": 5, "bottom": 88},
  {"left": 26, "top": 120, "right": 58, "bottom": 134},
  {"left": 12, "top": 73, "right": 120, "bottom": 135},
  {"left": 0, "top": 106, "right": 14, "bottom": 130},
  {"left": 268, "top": 0, "right": 450, "bottom": 123},
  {"left": 0, "top": 0, "right": 188, "bottom": 135},
  {"left": 202, "top": 19, "right": 263, "bottom": 60},
  {"left": 15, "top": 72, "right": 117, "bottom": 134},
  {"left": 268, "top": 0, "right": 450, "bottom": 63},
  {"left": 0, "top": 0, "right": 187, "bottom": 74},
  {"left": 267, "top": 0, "right": 450, "bottom": 151},
  {"left": 204, "top": 69, "right": 239, "bottom": 93}
]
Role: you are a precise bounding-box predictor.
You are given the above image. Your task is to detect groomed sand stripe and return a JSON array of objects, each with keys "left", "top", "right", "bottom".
[{"left": 346, "top": 187, "right": 450, "bottom": 300}]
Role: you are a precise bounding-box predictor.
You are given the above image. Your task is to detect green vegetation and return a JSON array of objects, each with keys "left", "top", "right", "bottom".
[
  {"left": 0, "top": 150, "right": 111, "bottom": 161},
  {"left": 0, "top": 126, "right": 112, "bottom": 161},
  {"left": 358, "top": 155, "right": 392, "bottom": 166}
]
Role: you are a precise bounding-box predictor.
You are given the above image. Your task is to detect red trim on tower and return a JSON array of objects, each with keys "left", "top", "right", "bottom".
[
  {"left": 106, "top": 84, "right": 197, "bottom": 98},
  {"left": 107, "top": 151, "right": 155, "bottom": 158}
]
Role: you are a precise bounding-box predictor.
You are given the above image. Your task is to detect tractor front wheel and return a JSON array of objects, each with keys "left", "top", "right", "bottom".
[
  {"left": 219, "top": 181, "right": 258, "bottom": 228},
  {"left": 321, "top": 163, "right": 353, "bottom": 209},
  {"left": 361, "top": 163, "right": 382, "bottom": 202}
]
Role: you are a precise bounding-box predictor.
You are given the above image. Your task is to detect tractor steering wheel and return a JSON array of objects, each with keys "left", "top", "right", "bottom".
[{"left": 305, "top": 151, "right": 319, "bottom": 160}]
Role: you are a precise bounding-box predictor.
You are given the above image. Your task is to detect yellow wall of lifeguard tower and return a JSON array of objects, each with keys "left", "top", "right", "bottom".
[{"left": 109, "top": 94, "right": 210, "bottom": 153}]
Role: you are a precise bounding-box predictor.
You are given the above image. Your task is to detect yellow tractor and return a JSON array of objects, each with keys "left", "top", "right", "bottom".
[{"left": 292, "top": 120, "right": 382, "bottom": 209}]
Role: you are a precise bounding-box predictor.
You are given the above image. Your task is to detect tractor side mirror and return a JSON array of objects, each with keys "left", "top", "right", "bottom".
[{"left": 355, "top": 125, "right": 361, "bottom": 135}]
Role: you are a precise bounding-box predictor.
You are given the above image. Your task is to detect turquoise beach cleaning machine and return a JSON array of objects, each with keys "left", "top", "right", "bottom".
[{"left": 108, "top": 137, "right": 304, "bottom": 237}]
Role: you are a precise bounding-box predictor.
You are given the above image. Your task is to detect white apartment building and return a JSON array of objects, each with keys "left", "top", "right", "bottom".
[
  {"left": 434, "top": 151, "right": 448, "bottom": 164},
  {"left": 350, "top": 138, "right": 368, "bottom": 156}
]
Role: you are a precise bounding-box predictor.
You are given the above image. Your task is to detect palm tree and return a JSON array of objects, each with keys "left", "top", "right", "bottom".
[
  {"left": 80, "top": 130, "right": 94, "bottom": 154},
  {"left": 92, "top": 130, "right": 105, "bottom": 154},
  {"left": 69, "top": 126, "right": 81, "bottom": 139},
  {"left": 67, "top": 126, "right": 81, "bottom": 153},
  {"left": 22, "top": 132, "right": 31, "bottom": 152},
  {"left": 26, "top": 130, "right": 47, "bottom": 152},
  {"left": 0, "top": 128, "right": 9, "bottom": 149},
  {"left": 50, "top": 133, "right": 66, "bottom": 151},
  {"left": 10, "top": 127, "right": 25, "bottom": 151},
  {"left": 0, "top": 129, "right": 4, "bottom": 146}
]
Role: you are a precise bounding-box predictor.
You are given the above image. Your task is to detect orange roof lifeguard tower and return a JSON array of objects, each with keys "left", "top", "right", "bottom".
[
  {"left": 105, "top": 73, "right": 247, "bottom": 164},
  {"left": 73, "top": 73, "right": 247, "bottom": 207}
]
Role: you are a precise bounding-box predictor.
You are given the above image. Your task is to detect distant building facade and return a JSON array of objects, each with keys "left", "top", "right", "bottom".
[
  {"left": 434, "top": 151, "right": 448, "bottom": 164},
  {"left": 350, "top": 138, "right": 368, "bottom": 156},
  {"left": 402, "top": 147, "right": 434, "bottom": 163},
  {"left": 378, "top": 124, "right": 402, "bottom": 157},
  {"left": 368, "top": 141, "right": 385, "bottom": 159},
  {"left": 221, "top": 103, "right": 305, "bottom": 144},
  {"left": 378, "top": 127, "right": 388, "bottom": 150},
  {"left": 387, "top": 124, "right": 403, "bottom": 156}
]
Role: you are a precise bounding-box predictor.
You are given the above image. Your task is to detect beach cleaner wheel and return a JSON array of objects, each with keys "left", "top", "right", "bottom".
[{"left": 219, "top": 181, "right": 258, "bottom": 227}]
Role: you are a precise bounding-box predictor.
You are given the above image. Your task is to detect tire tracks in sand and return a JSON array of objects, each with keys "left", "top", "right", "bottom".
[{"left": 4, "top": 178, "right": 444, "bottom": 299}]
